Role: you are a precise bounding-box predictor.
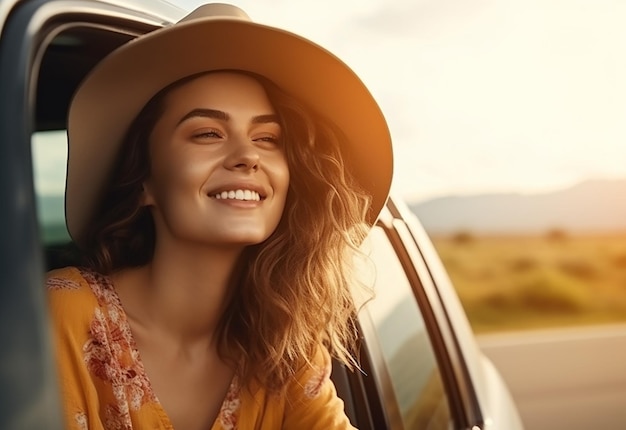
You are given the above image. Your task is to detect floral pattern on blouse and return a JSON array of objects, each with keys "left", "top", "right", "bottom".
[
  {"left": 47, "top": 277, "right": 80, "bottom": 290},
  {"left": 303, "top": 359, "right": 332, "bottom": 400},
  {"left": 74, "top": 412, "right": 88, "bottom": 430},
  {"left": 218, "top": 377, "right": 241, "bottom": 430},
  {"left": 80, "top": 269, "right": 157, "bottom": 430}
]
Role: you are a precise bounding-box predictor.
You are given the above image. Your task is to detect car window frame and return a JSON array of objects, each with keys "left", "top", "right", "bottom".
[
  {"left": 388, "top": 196, "right": 486, "bottom": 428},
  {"left": 350, "top": 206, "right": 468, "bottom": 429}
]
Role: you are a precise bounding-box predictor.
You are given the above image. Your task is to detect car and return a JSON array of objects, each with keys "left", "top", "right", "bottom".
[{"left": 0, "top": 0, "right": 525, "bottom": 429}]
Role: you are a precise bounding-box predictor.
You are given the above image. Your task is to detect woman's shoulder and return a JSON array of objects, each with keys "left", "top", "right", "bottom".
[
  {"left": 47, "top": 266, "right": 101, "bottom": 300},
  {"left": 47, "top": 266, "right": 89, "bottom": 290},
  {"left": 290, "top": 345, "right": 333, "bottom": 397},
  {"left": 281, "top": 345, "right": 357, "bottom": 428},
  {"left": 46, "top": 266, "right": 112, "bottom": 319}
]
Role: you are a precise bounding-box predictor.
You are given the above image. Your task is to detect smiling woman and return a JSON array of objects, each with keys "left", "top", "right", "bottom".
[{"left": 45, "top": 3, "right": 392, "bottom": 430}]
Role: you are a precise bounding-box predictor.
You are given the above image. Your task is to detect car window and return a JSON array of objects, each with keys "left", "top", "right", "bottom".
[
  {"left": 32, "top": 130, "right": 70, "bottom": 244},
  {"left": 31, "top": 23, "right": 140, "bottom": 247},
  {"left": 361, "top": 227, "right": 451, "bottom": 429}
]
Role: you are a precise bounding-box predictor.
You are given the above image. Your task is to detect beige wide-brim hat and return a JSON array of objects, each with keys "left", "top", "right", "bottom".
[{"left": 66, "top": 3, "right": 393, "bottom": 245}]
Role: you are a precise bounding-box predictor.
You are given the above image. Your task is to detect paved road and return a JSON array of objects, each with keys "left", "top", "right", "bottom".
[{"left": 478, "top": 324, "right": 626, "bottom": 430}]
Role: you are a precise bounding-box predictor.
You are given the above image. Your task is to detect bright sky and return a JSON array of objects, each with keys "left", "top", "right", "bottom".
[
  {"left": 171, "top": 0, "right": 626, "bottom": 203},
  {"left": 32, "top": 0, "right": 626, "bottom": 203}
]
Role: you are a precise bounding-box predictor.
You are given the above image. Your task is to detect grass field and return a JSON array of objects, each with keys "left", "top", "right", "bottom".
[{"left": 430, "top": 232, "right": 626, "bottom": 333}]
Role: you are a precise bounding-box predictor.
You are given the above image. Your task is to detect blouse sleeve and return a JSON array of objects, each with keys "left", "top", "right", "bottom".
[
  {"left": 46, "top": 267, "right": 104, "bottom": 430},
  {"left": 282, "top": 346, "right": 357, "bottom": 430}
]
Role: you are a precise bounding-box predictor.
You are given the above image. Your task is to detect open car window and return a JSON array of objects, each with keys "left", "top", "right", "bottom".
[
  {"left": 33, "top": 24, "right": 140, "bottom": 260},
  {"left": 32, "top": 130, "right": 69, "bottom": 244}
]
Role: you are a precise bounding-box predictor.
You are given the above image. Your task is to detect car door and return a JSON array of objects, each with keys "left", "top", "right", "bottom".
[
  {"left": 0, "top": 1, "right": 183, "bottom": 428},
  {"left": 331, "top": 202, "right": 485, "bottom": 429}
]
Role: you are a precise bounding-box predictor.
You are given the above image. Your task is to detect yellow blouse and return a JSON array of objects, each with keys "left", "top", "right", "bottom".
[{"left": 47, "top": 266, "right": 356, "bottom": 429}]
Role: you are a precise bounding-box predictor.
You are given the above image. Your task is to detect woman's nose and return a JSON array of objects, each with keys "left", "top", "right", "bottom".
[{"left": 223, "top": 136, "right": 260, "bottom": 172}]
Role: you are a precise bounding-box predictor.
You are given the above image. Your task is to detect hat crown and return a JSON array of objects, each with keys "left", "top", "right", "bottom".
[{"left": 180, "top": 3, "right": 251, "bottom": 23}]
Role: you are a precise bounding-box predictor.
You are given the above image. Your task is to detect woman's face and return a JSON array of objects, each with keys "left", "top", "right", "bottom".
[{"left": 142, "top": 72, "right": 290, "bottom": 248}]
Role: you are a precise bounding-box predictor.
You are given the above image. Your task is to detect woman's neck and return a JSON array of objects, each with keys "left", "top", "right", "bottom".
[{"left": 113, "top": 240, "right": 243, "bottom": 348}]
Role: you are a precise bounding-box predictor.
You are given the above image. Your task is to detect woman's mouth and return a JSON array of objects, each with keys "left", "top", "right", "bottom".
[{"left": 210, "top": 189, "right": 262, "bottom": 201}]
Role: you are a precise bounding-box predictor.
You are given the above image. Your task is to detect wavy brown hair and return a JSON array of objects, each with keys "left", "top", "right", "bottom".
[{"left": 81, "top": 71, "right": 372, "bottom": 393}]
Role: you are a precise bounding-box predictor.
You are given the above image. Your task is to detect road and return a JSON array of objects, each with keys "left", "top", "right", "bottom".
[{"left": 478, "top": 324, "right": 626, "bottom": 430}]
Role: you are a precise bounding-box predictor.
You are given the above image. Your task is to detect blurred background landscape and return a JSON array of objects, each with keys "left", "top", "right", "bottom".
[{"left": 410, "top": 178, "right": 626, "bottom": 332}]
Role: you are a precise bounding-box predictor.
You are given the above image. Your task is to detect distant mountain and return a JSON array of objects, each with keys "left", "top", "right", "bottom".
[{"left": 409, "top": 179, "right": 626, "bottom": 234}]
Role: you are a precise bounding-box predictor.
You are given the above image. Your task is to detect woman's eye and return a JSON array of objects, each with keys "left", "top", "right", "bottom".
[
  {"left": 193, "top": 129, "right": 223, "bottom": 139},
  {"left": 254, "top": 135, "right": 280, "bottom": 145}
]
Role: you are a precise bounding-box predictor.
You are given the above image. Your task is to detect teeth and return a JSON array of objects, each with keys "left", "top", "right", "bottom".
[{"left": 213, "top": 189, "right": 261, "bottom": 201}]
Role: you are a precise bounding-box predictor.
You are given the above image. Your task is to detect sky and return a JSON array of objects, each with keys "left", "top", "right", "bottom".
[
  {"left": 32, "top": 0, "right": 626, "bottom": 203},
  {"left": 169, "top": 0, "right": 626, "bottom": 203}
]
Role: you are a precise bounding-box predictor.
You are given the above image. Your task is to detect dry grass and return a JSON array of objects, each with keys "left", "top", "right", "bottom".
[{"left": 431, "top": 232, "right": 626, "bottom": 333}]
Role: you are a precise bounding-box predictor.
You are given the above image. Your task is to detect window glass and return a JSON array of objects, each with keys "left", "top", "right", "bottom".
[
  {"left": 360, "top": 227, "right": 451, "bottom": 429},
  {"left": 31, "top": 130, "right": 70, "bottom": 244}
]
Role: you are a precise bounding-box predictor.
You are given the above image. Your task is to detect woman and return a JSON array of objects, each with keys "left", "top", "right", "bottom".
[{"left": 47, "top": 3, "right": 392, "bottom": 430}]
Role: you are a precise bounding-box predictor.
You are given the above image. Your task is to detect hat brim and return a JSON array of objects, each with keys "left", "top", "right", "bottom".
[{"left": 67, "top": 11, "right": 393, "bottom": 244}]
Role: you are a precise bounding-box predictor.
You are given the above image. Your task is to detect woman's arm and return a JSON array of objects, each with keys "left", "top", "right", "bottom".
[{"left": 282, "top": 346, "right": 357, "bottom": 429}]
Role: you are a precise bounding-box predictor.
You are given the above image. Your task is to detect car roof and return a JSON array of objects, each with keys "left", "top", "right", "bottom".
[{"left": 0, "top": 0, "right": 186, "bottom": 35}]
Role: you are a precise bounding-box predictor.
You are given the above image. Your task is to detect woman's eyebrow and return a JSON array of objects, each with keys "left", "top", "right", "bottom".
[
  {"left": 177, "top": 109, "right": 279, "bottom": 126},
  {"left": 178, "top": 108, "right": 229, "bottom": 125},
  {"left": 251, "top": 114, "right": 280, "bottom": 125}
]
